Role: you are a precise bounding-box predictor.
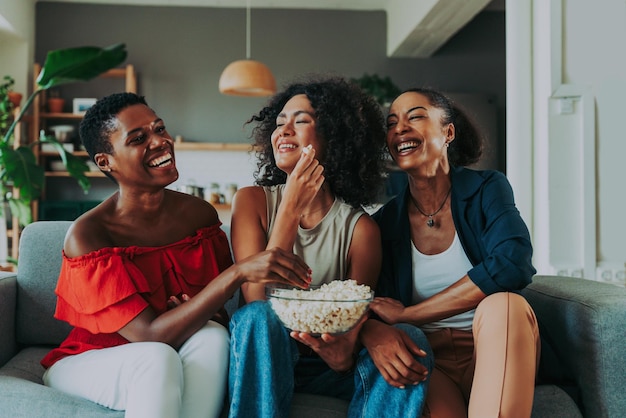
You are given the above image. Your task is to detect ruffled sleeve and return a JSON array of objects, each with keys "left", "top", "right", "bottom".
[
  {"left": 54, "top": 249, "right": 150, "bottom": 334},
  {"left": 53, "top": 225, "right": 233, "bottom": 335}
]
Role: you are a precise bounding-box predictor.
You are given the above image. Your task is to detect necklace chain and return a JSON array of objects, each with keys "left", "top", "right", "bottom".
[{"left": 409, "top": 187, "right": 452, "bottom": 228}]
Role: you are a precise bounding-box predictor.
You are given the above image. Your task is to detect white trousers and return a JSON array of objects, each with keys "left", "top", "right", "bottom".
[{"left": 43, "top": 321, "right": 230, "bottom": 418}]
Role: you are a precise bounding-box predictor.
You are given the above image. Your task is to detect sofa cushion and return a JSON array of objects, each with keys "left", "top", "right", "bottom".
[
  {"left": 531, "top": 385, "right": 582, "bottom": 418},
  {"left": 16, "top": 221, "right": 73, "bottom": 346},
  {"left": 0, "top": 374, "right": 122, "bottom": 418},
  {"left": 522, "top": 276, "right": 626, "bottom": 417},
  {"left": 0, "top": 346, "right": 50, "bottom": 383}
]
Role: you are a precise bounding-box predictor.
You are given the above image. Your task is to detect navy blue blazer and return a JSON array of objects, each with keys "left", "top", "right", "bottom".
[{"left": 373, "top": 166, "right": 536, "bottom": 306}]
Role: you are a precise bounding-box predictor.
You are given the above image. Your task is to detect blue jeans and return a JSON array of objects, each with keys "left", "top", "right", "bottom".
[{"left": 228, "top": 301, "right": 432, "bottom": 418}]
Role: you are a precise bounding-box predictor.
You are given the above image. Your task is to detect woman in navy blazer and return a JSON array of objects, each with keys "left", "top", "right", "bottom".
[{"left": 371, "top": 88, "right": 539, "bottom": 418}]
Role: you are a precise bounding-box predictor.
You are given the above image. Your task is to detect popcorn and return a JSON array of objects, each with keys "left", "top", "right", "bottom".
[
  {"left": 267, "top": 280, "right": 373, "bottom": 335},
  {"left": 301, "top": 144, "right": 313, "bottom": 154}
]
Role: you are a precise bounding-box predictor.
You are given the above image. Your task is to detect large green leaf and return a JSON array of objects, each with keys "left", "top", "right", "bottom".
[
  {"left": 36, "top": 43, "right": 127, "bottom": 89},
  {"left": 0, "top": 146, "right": 44, "bottom": 201},
  {"left": 1, "top": 43, "right": 125, "bottom": 227},
  {"left": 7, "top": 196, "right": 32, "bottom": 226}
]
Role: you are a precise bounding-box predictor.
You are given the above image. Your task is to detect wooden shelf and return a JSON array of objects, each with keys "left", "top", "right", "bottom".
[
  {"left": 40, "top": 150, "right": 88, "bottom": 157},
  {"left": 41, "top": 145, "right": 251, "bottom": 156},
  {"left": 45, "top": 171, "right": 105, "bottom": 177},
  {"left": 175, "top": 142, "right": 252, "bottom": 151},
  {"left": 40, "top": 112, "right": 84, "bottom": 119},
  {"left": 213, "top": 203, "right": 231, "bottom": 210}
]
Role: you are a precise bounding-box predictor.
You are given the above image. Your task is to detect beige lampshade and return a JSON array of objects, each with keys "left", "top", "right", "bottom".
[{"left": 218, "top": 59, "right": 276, "bottom": 97}]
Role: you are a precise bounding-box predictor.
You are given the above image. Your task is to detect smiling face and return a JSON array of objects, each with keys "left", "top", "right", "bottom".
[
  {"left": 271, "top": 94, "right": 323, "bottom": 174},
  {"left": 385, "top": 91, "right": 455, "bottom": 176},
  {"left": 94, "top": 103, "right": 178, "bottom": 188}
]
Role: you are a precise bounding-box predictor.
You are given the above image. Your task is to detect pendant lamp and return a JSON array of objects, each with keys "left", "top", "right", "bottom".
[{"left": 218, "top": 0, "right": 276, "bottom": 96}]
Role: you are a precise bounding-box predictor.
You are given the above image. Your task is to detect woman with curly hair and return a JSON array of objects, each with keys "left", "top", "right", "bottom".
[{"left": 227, "top": 76, "right": 433, "bottom": 418}]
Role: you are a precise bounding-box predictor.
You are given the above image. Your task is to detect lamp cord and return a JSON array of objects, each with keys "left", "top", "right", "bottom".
[{"left": 246, "top": 0, "right": 251, "bottom": 59}]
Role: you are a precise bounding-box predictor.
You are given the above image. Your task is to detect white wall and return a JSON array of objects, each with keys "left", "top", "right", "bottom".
[
  {"left": 169, "top": 149, "right": 257, "bottom": 197},
  {"left": 565, "top": 0, "right": 626, "bottom": 281},
  {"left": 0, "top": 0, "right": 35, "bottom": 97},
  {"left": 507, "top": 0, "right": 626, "bottom": 284}
]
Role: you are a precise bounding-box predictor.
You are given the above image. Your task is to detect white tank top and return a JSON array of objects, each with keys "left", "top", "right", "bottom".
[{"left": 411, "top": 232, "right": 475, "bottom": 332}]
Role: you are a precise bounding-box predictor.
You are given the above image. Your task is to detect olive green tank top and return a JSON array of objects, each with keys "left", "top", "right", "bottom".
[{"left": 264, "top": 185, "right": 365, "bottom": 285}]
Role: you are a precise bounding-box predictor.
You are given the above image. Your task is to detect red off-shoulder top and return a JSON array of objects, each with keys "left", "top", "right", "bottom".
[{"left": 41, "top": 224, "right": 233, "bottom": 369}]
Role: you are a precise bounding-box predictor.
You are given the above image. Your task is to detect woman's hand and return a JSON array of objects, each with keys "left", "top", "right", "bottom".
[
  {"left": 290, "top": 314, "right": 367, "bottom": 372},
  {"left": 235, "top": 247, "right": 312, "bottom": 289},
  {"left": 210, "top": 307, "right": 230, "bottom": 329},
  {"left": 167, "top": 293, "right": 190, "bottom": 310},
  {"left": 361, "top": 320, "right": 429, "bottom": 388},
  {"left": 282, "top": 146, "right": 325, "bottom": 216},
  {"left": 369, "top": 297, "right": 408, "bottom": 324}
]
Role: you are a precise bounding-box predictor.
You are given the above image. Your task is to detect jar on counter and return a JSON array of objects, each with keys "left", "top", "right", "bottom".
[
  {"left": 185, "top": 184, "right": 204, "bottom": 199},
  {"left": 208, "top": 183, "right": 221, "bottom": 204},
  {"left": 224, "top": 183, "right": 238, "bottom": 205}
]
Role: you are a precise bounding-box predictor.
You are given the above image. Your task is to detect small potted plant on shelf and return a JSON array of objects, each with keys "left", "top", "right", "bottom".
[
  {"left": 46, "top": 90, "right": 65, "bottom": 113},
  {"left": 0, "top": 77, "right": 15, "bottom": 138},
  {"left": 0, "top": 76, "right": 23, "bottom": 109},
  {"left": 0, "top": 43, "right": 128, "bottom": 232}
]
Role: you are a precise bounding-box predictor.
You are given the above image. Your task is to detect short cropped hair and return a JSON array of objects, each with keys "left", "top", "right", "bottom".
[{"left": 79, "top": 92, "right": 148, "bottom": 161}]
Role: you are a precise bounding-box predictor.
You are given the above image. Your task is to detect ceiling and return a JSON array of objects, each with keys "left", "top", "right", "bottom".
[{"left": 36, "top": 0, "right": 504, "bottom": 57}]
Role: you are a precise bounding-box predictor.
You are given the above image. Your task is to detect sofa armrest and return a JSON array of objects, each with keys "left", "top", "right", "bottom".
[
  {"left": 0, "top": 273, "right": 18, "bottom": 368},
  {"left": 522, "top": 275, "right": 626, "bottom": 418}
]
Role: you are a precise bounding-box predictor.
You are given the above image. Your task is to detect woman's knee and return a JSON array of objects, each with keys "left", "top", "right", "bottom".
[
  {"left": 396, "top": 324, "right": 431, "bottom": 350},
  {"left": 476, "top": 292, "right": 534, "bottom": 320},
  {"left": 134, "top": 342, "right": 183, "bottom": 382},
  {"left": 394, "top": 323, "right": 434, "bottom": 368},
  {"left": 230, "top": 300, "right": 281, "bottom": 334},
  {"left": 184, "top": 321, "right": 230, "bottom": 359},
  {"left": 474, "top": 292, "right": 538, "bottom": 342}
]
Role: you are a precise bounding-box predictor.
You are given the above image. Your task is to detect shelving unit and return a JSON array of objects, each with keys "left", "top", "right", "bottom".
[
  {"left": 175, "top": 142, "right": 252, "bottom": 152},
  {"left": 31, "top": 63, "right": 137, "bottom": 224},
  {"left": 5, "top": 106, "right": 24, "bottom": 265},
  {"left": 11, "top": 63, "right": 245, "bottom": 248}
]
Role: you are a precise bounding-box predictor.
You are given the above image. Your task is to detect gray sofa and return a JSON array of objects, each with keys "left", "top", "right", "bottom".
[{"left": 1, "top": 221, "right": 625, "bottom": 417}]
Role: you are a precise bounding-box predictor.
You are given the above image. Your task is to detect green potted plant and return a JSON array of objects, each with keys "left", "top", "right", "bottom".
[
  {"left": 1, "top": 43, "right": 128, "bottom": 230},
  {"left": 0, "top": 76, "right": 18, "bottom": 140},
  {"left": 0, "top": 76, "right": 22, "bottom": 109},
  {"left": 351, "top": 73, "right": 401, "bottom": 107}
]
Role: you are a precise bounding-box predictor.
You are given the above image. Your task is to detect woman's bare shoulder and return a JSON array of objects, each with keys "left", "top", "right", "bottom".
[
  {"left": 233, "top": 185, "right": 266, "bottom": 201},
  {"left": 231, "top": 186, "right": 266, "bottom": 213},
  {"left": 166, "top": 189, "right": 219, "bottom": 227},
  {"left": 353, "top": 212, "right": 381, "bottom": 241},
  {"left": 64, "top": 205, "right": 114, "bottom": 257}
]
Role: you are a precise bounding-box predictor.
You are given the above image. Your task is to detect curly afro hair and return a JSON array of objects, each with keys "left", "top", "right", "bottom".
[
  {"left": 79, "top": 92, "right": 148, "bottom": 162},
  {"left": 248, "top": 75, "right": 387, "bottom": 208}
]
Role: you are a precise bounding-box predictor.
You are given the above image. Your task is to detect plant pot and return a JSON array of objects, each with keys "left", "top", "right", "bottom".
[
  {"left": 47, "top": 98, "right": 65, "bottom": 113},
  {"left": 8, "top": 92, "right": 22, "bottom": 108}
]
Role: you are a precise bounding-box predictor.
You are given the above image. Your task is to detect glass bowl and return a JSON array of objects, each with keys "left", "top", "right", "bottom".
[{"left": 266, "top": 280, "right": 374, "bottom": 336}]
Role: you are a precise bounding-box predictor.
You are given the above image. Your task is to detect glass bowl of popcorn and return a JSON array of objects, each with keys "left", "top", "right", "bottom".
[{"left": 266, "top": 279, "right": 374, "bottom": 336}]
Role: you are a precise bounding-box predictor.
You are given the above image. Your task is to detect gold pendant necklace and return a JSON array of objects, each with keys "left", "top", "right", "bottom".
[{"left": 409, "top": 187, "right": 452, "bottom": 228}]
